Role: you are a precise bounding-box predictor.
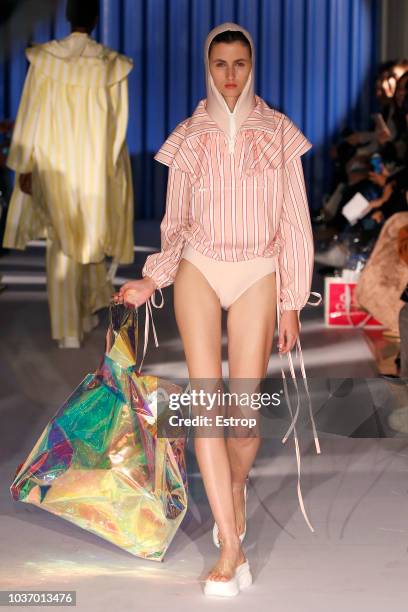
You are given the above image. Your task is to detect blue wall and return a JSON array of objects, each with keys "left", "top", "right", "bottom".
[{"left": 0, "top": 0, "right": 381, "bottom": 217}]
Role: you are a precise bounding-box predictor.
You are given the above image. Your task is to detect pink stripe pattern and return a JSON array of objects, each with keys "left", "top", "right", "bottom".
[{"left": 142, "top": 95, "right": 314, "bottom": 311}]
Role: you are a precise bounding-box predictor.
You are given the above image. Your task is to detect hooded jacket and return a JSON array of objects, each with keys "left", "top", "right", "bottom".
[
  {"left": 4, "top": 32, "right": 134, "bottom": 265},
  {"left": 142, "top": 23, "right": 314, "bottom": 312}
]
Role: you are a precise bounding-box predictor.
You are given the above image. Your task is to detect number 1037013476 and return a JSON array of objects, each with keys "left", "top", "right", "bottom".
[{"left": 0, "top": 591, "right": 76, "bottom": 606}]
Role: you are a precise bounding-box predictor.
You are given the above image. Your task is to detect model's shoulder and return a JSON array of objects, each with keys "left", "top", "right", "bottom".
[
  {"left": 254, "top": 98, "right": 299, "bottom": 134},
  {"left": 169, "top": 100, "right": 209, "bottom": 136},
  {"left": 170, "top": 118, "right": 190, "bottom": 138},
  {"left": 244, "top": 98, "right": 312, "bottom": 171},
  {"left": 154, "top": 118, "right": 192, "bottom": 167},
  {"left": 166, "top": 100, "right": 210, "bottom": 138}
]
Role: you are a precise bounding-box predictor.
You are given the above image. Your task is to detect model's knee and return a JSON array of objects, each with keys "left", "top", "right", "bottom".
[
  {"left": 194, "top": 435, "right": 226, "bottom": 452},
  {"left": 226, "top": 431, "right": 261, "bottom": 445}
]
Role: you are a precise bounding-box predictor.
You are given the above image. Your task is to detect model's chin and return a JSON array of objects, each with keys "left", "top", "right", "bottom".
[{"left": 223, "top": 87, "right": 241, "bottom": 96}]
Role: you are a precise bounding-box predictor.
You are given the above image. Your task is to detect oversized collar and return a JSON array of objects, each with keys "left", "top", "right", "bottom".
[
  {"left": 183, "top": 95, "right": 281, "bottom": 140},
  {"left": 155, "top": 95, "right": 312, "bottom": 175}
]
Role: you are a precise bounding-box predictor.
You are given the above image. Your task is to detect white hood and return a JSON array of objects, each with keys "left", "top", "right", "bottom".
[{"left": 204, "top": 22, "right": 256, "bottom": 150}]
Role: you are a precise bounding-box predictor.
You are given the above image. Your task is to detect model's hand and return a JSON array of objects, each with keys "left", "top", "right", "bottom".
[
  {"left": 112, "top": 277, "right": 158, "bottom": 308},
  {"left": 278, "top": 310, "right": 299, "bottom": 354}
]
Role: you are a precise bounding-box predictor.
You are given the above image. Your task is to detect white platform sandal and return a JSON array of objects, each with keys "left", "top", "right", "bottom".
[
  {"left": 204, "top": 559, "right": 252, "bottom": 597},
  {"left": 212, "top": 482, "right": 247, "bottom": 548}
]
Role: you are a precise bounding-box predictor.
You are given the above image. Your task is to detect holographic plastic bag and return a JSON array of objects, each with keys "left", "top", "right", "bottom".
[{"left": 10, "top": 304, "right": 188, "bottom": 561}]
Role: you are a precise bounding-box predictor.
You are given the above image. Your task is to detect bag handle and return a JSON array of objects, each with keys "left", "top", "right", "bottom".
[
  {"left": 107, "top": 300, "right": 140, "bottom": 366},
  {"left": 138, "top": 288, "right": 165, "bottom": 371},
  {"left": 108, "top": 288, "right": 165, "bottom": 372}
]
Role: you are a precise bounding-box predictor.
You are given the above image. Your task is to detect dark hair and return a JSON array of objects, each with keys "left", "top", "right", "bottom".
[
  {"left": 209, "top": 30, "right": 252, "bottom": 58},
  {"left": 66, "top": 0, "right": 99, "bottom": 29},
  {"left": 377, "top": 60, "right": 396, "bottom": 77}
]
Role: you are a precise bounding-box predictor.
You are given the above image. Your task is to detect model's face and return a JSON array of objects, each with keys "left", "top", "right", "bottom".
[{"left": 209, "top": 42, "right": 252, "bottom": 102}]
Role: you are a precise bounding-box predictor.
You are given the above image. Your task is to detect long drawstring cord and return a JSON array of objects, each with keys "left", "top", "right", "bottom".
[
  {"left": 275, "top": 260, "right": 322, "bottom": 532},
  {"left": 136, "top": 288, "right": 165, "bottom": 371}
]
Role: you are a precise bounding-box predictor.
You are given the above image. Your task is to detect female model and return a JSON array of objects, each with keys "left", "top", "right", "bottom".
[{"left": 115, "top": 22, "right": 317, "bottom": 597}]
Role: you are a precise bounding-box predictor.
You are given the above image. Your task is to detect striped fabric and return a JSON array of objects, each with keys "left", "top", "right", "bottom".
[
  {"left": 142, "top": 96, "right": 314, "bottom": 311},
  {"left": 4, "top": 32, "right": 134, "bottom": 266},
  {"left": 46, "top": 237, "right": 113, "bottom": 341}
]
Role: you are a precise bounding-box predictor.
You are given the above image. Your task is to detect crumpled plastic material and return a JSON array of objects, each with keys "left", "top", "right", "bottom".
[{"left": 10, "top": 304, "right": 188, "bottom": 561}]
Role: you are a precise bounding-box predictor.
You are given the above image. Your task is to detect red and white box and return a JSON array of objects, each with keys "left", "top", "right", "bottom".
[{"left": 324, "top": 277, "right": 384, "bottom": 328}]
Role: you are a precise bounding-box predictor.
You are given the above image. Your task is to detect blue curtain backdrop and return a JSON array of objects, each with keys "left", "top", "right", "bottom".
[{"left": 0, "top": 0, "right": 381, "bottom": 218}]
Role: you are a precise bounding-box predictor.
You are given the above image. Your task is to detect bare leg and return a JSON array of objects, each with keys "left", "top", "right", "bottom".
[
  {"left": 225, "top": 272, "right": 277, "bottom": 538},
  {"left": 174, "top": 259, "right": 244, "bottom": 582}
]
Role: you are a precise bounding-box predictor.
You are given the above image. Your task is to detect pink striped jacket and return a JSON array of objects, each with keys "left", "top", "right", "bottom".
[{"left": 142, "top": 95, "right": 314, "bottom": 311}]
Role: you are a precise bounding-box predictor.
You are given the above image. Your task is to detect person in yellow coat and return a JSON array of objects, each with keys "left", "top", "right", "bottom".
[{"left": 3, "top": 0, "right": 134, "bottom": 347}]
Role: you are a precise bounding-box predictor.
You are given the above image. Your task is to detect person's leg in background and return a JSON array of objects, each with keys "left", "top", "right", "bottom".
[
  {"left": 46, "top": 237, "right": 112, "bottom": 347},
  {"left": 46, "top": 235, "right": 83, "bottom": 348}
]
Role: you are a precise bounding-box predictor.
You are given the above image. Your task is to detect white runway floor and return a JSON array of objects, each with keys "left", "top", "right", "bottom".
[
  {"left": 2, "top": 439, "right": 408, "bottom": 611},
  {"left": 1, "top": 222, "right": 407, "bottom": 611}
]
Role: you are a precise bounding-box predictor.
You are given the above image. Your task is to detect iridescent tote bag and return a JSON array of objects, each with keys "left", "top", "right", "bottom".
[{"left": 10, "top": 300, "right": 188, "bottom": 561}]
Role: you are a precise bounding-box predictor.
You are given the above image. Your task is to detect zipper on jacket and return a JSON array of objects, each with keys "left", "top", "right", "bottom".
[{"left": 228, "top": 113, "right": 235, "bottom": 154}]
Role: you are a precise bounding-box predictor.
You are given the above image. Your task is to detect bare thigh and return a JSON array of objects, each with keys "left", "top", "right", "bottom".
[
  {"left": 225, "top": 272, "right": 277, "bottom": 438},
  {"left": 227, "top": 271, "right": 277, "bottom": 379},
  {"left": 173, "top": 258, "right": 223, "bottom": 379}
]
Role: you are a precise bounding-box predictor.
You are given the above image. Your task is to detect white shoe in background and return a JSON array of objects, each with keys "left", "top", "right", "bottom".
[
  {"left": 388, "top": 407, "right": 408, "bottom": 434},
  {"left": 58, "top": 337, "right": 81, "bottom": 349}
]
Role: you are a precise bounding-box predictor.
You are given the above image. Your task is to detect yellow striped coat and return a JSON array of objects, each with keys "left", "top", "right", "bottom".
[{"left": 4, "top": 32, "right": 134, "bottom": 264}]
